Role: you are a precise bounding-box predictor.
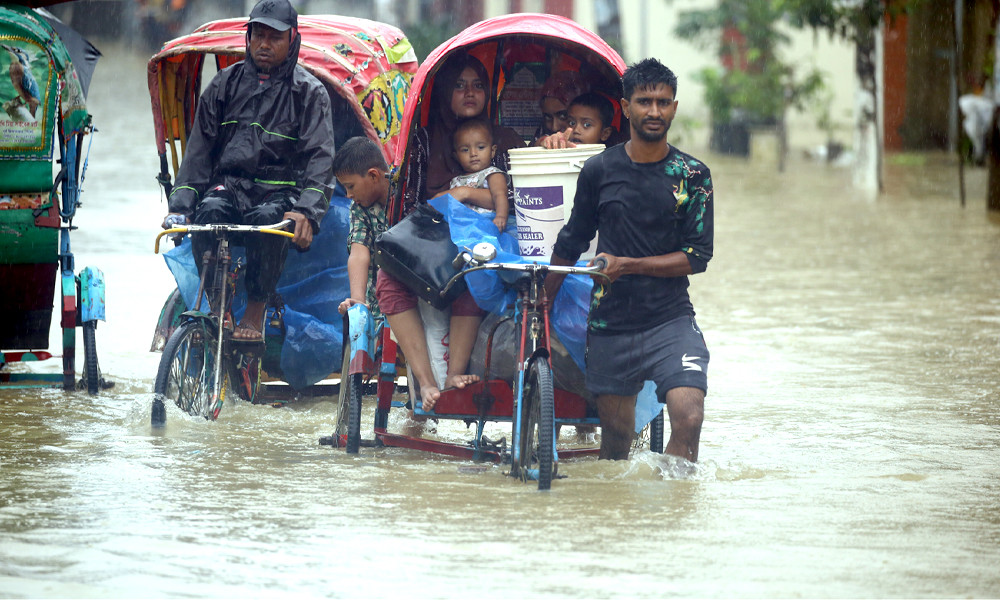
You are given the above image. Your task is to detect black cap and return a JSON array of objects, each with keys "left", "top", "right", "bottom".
[{"left": 247, "top": 0, "right": 297, "bottom": 32}]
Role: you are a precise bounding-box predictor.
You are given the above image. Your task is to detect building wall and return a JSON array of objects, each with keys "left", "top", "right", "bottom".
[{"left": 617, "top": 0, "right": 856, "bottom": 151}]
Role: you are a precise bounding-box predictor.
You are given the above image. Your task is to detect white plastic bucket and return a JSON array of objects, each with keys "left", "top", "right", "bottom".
[{"left": 508, "top": 144, "right": 605, "bottom": 260}]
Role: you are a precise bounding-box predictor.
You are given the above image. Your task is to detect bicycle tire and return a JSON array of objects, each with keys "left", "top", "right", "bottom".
[
  {"left": 153, "top": 320, "right": 218, "bottom": 422},
  {"left": 332, "top": 342, "right": 351, "bottom": 440},
  {"left": 82, "top": 320, "right": 100, "bottom": 395},
  {"left": 333, "top": 339, "right": 367, "bottom": 453},
  {"left": 515, "top": 358, "right": 555, "bottom": 490},
  {"left": 345, "top": 372, "right": 362, "bottom": 454},
  {"left": 649, "top": 408, "right": 665, "bottom": 453}
]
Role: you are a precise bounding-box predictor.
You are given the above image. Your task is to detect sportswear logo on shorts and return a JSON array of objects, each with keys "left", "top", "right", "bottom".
[{"left": 682, "top": 353, "right": 703, "bottom": 372}]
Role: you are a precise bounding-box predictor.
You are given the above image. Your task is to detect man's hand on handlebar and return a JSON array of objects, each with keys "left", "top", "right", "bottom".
[
  {"left": 589, "top": 253, "right": 621, "bottom": 282},
  {"left": 283, "top": 211, "right": 313, "bottom": 249},
  {"left": 162, "top": 213, "right": 189, "bottom": 229}
]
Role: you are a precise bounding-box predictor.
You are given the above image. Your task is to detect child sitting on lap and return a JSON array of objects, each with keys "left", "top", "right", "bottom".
[{"left": 440, "top": 118, "right": 510, "bottom": 232}]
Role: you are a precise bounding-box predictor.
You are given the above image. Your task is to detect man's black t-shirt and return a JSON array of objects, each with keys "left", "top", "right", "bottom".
[{"left": 552, "top": 143, "right": 714, "bottom": 334}]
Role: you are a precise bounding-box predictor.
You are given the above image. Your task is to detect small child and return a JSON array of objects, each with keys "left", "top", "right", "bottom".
[
  {"left": 332, "top": 136, "right": 391, "bottom": 319},
  {"left": 566, "top": 92, "right": 614, "bottom": 145},
  {"left": 447, "top": 119, "right": 510, "bottom": 232},
  {"left": 541, "top": 92, "right": 615, "bottom": 149}
]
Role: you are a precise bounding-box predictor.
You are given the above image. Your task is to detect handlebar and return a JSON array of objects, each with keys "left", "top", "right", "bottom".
[
  {"left": 440, "top": 254, "right": 610, "bottom": 297},
  {"left": 155, "top": 219, "right": 295, "bottom": 254}
]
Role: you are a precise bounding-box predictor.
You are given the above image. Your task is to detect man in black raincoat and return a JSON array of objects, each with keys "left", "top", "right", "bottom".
[{"left": 162, "top": 0, "right": 335, "bottom": 340}]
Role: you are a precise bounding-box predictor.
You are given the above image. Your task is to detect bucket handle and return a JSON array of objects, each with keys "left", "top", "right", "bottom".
[{"left": 570, "top": 160, "right": 588, "bottom": 170}]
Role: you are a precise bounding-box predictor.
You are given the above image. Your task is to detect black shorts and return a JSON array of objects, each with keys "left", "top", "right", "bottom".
[{"left": 585, "top": 315, "right": 709, "bottom": 399}]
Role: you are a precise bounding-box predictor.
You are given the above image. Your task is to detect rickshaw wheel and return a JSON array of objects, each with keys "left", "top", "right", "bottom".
[
  {"left": 516, "top": 358, "right": 555, "bottom": 490},
  {"left": 82, "top": 321, "right": 100, "bottom": 395},
  {"left": 649, "top": 409, "right": 665, "bottom": 453},
  {"left": 334, "top": 344, "right": 363, "bottom": 453},
  {"left": 154, "top": 320, "right": 218, "bottom": 422},
  {"left": 346, "top": 373, "right": 362, "bottom": 453}
]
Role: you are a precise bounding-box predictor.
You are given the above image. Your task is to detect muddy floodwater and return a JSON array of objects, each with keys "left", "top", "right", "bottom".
[{"left": 2, "top": 43, "right": 999, "bottom": 598}]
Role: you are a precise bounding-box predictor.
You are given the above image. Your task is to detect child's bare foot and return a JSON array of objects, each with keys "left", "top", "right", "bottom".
[
  {"left": 420, "top": 384, "right": 441, "bottom": 412},
  {"left": 445, "top": 374, "right": 479, "bottom": 389}
]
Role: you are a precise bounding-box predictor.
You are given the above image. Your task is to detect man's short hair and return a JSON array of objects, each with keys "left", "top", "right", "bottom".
[
  {"left": 332, "top": 136, "right": 388, "bottom": 176},
  {"left": 452, "top": 118, "right": 494, "bottom": 147},
  {"left": 622, "top": 58, "right": 678, "bottom": 101},
  {"left": 568, "top": 92, "right": 613, "bottom": 130}
]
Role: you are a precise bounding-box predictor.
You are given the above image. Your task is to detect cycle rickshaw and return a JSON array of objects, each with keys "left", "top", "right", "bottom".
[
  {"left": 330, "top": 13, "right": 665, "bottom": 489},
  {"left": 0, "top": 5, "right": 107, "bottom": 394},
  {"left": 147, "top": 14, "right": 417, "bottom": 424}
]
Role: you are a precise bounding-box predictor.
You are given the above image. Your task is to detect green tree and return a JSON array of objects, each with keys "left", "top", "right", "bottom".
[{"left": 675, "top": 0, "right": 826, "bottom": 129}]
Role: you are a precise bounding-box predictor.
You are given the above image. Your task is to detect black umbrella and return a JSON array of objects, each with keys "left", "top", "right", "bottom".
[
  {"left": 3, "top": 1, "right": 75, "bottom": 6},
  {"left": 33, "top": 7, "right": 101, "bottom": 98},
  {"left": 2, "top": 2, "right": 102, "bottom": 97}
]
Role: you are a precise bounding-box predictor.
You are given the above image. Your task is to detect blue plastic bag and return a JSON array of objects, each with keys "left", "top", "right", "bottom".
[{"left": 161, "top": 194, "right": 352, "bottom": 390}]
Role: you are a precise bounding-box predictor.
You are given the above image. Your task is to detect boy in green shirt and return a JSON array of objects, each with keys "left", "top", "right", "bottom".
[{"left": 333, "top": 137, "right": 389, "bottom": 319}]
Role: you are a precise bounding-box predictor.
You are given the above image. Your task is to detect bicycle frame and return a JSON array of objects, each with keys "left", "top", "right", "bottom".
[
  {"left": 443, "top": 256, "right": 609, "bottom": 477},
  {"left": 152, "top": 220, "right": 293, "bottom": 423}
]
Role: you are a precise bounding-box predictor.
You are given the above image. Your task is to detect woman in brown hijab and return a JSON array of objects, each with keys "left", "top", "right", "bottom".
[{"left": 400, "top": 53, "right": 524, "bottom": 218}]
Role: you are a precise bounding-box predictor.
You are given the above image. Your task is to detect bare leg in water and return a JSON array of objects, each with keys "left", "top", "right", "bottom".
[
  {"left": 663, "top": 386, "right": 704, "bottom": 462},
  {"left": 596, "top": 387, "right": 704, "bottom": 461}
]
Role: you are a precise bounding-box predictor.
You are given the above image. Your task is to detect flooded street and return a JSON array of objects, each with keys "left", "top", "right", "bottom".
[{"left": 2, "top": 42, "right": 999, "bottom": 598}]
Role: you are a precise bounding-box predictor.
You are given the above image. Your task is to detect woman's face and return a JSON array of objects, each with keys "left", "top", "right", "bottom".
[
  {"left": 450, "top": 66, "right": 487, "bottom": 119},
  {"left": 541, "top": 96, "right": 570, "bottom": 134}
]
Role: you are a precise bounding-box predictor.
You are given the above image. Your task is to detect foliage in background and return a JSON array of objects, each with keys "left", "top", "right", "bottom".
[{"left": 674, "top": 0, "right": 827, "bottom": 127}]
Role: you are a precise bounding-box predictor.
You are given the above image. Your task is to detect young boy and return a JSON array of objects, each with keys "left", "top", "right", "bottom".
[
  {"left": 541, "top": 92, "right": 615, "bottom": 149},
  {"left": 566, "top": 92, "right": 615, "bottom": 145},
  {"left": 332, "top": 136, "right": 390, "bottom": 318},
  {"left": 442, "top": 118, "right": 510, "bottom": 232}
]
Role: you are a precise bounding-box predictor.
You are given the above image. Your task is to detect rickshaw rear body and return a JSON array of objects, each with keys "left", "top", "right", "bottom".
[
  {"left": 0, "top": 5, "right": 102, "bottom": 391},
  {"left": 373, "top": 14, "right": 627, "bottom": 462}
]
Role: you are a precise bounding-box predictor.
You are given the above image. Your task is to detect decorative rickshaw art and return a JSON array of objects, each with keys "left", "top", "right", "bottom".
[{"left": 0, "top": 4, "right": 106, "bottom": 394}]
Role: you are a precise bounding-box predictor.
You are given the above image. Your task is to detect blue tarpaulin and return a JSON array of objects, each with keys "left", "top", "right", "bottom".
[{"left": 163, "top": 194, "right": 351, "bottom": 390}]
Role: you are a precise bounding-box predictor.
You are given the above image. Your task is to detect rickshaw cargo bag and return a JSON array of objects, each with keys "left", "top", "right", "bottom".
[{"left": 374, "top": 203, "right": 467, "bottom": 310}]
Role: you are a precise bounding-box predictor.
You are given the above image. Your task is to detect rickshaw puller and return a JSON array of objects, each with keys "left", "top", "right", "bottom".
[
  {"left": 161, "top": 0, "right": 335, "bottom": 341},
  {"left": 544, "top": 58, "right": 714, "bottom": 462}
]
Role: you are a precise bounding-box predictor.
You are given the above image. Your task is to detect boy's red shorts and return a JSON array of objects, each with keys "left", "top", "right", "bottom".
[{"left": 375, "top": 270, "right": 485, "bottom": 317}]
